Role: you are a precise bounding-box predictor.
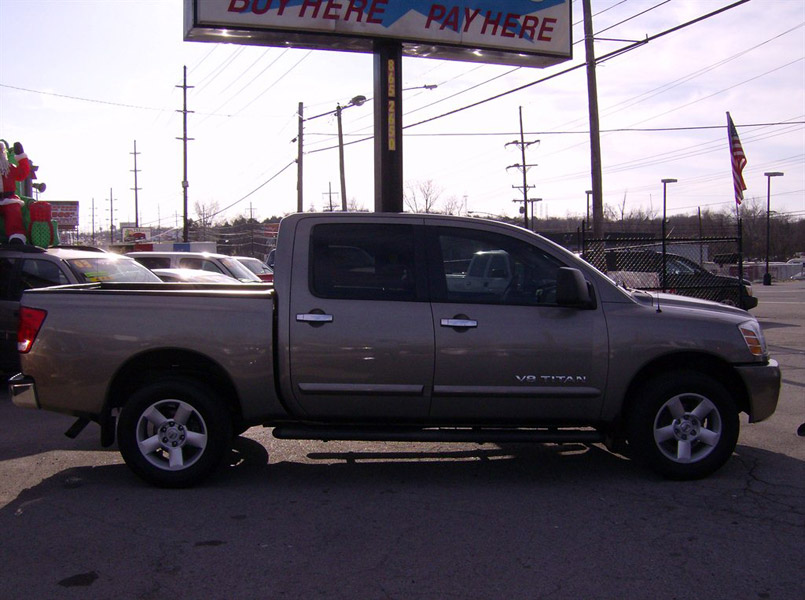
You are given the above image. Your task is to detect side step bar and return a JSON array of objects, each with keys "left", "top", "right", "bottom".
[{"left": 272, "top": 425, "right": 604, "bottom": 444}]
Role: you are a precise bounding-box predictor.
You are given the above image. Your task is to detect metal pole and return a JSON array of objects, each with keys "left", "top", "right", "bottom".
[
  {"left": 131, "top": 140, "right": 140, "bottom": 227},
  {"left": 583, "top": 0, "right": 603, "bottom": 237},
  {"left": 182, "top": 67, "right": 189, "bottom": 242},
  {"left": 519, "top": 107, "right": 528, "bottom": 228},
  {"left": 176, "top": 66, "right": 194, "bottom": 243},
  {"left": 297, "top": 102, "right": 304, "bottom": 213},
  {"left": 585, "top": 190, "right": 592, "bottom": 230},
  {"left": 764, "top": 176, "right": 771, "bottom": 285},
  {"left": 763, "top": 171, "right": 784, "bottom": 285},
  {"left": 337, "top": 104, "right": 347, "bottom": 211},
  {"left": 109, "top": 188, "right": 114, "bottom": 244},
  {"left": 373, "top": 40, "right": 403, "bottom": 212},
  {"left": 660, "top": 179, "right": 677, "bottom": 293}
]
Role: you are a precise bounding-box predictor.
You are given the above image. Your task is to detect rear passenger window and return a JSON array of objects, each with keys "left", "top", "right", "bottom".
[
  {"left": 310, "top": 224, "right": 418, "bottom": 301},
  {"left": 18, "top": 259, "right": 70, "bottom": 295},
  {"left": 134, "top": 256, "right": 170, "bottom": 269},
  {"left": 178, "top": 257, "right": 223, "bottom": 274},
  {"left": 0, "top": 257, "right": 18, "bottom": 300}
]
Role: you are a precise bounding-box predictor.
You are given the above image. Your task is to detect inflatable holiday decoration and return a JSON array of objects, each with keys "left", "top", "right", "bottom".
[
  {"left": 0, "top": 139, "right": 58, "bottom": 246},
  {"left": 0, "top": 140, "right": 30, "bottom": 243}
]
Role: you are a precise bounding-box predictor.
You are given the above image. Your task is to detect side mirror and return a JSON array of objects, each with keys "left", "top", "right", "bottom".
[{"left": 556, "top": 267, "right": 594, "bottom": 308}]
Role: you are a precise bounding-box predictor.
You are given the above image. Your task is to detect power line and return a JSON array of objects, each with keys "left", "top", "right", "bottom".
[
  {"left": 210, "top": 160, "right": 297, "bottom": 219},
  {"left": 0, "top": 84, "right": 169, "bottom": 111}
]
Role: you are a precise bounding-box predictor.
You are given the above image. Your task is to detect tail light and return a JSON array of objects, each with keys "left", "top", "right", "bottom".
[{"left": 18, "top": 307, "right": 47, "bottom": 353}]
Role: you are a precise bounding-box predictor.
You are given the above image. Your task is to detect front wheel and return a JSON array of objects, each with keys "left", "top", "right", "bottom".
[
  {"left": 628, "top": 371, "right": 739, "bottom": 480},
  {"left": 117, "top": 377, "right": 232, "bottom": 488}
]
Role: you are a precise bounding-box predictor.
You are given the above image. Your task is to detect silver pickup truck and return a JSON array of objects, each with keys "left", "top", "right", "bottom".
[{"left": 10, "top": 213, "right": 781, "bottom": 487}]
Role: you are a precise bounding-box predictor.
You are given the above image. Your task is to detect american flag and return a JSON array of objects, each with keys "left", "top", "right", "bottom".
[{"left": 727, "top": 112, "right": 747, "bottom": 205}]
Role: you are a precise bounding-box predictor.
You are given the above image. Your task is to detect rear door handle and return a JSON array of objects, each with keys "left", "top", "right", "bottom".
[
  {"left": 440, "top": 318, "right": 477, "bottom": 328},
  {"left": 296, "top": 313, "right": 334, "bottom": 323}
]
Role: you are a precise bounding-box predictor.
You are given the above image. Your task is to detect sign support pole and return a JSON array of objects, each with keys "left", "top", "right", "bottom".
[{"left": 373, "top": 40, "right": 403, "bottom": 213}]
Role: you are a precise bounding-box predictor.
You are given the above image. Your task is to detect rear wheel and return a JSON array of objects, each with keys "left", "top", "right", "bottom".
[
  {"left": 117, "top": 377, "right": 232, "bottom": 488},
  {"left": 628, "top": 371, "right": 739, "bottom": 480}
]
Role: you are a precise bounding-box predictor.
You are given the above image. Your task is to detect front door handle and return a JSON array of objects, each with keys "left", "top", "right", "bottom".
[
  {"left": 296, "top": 313, "right": 334, "bottom": 323},
  {"left": 440, "top": 318, "right": 477, "bottom": 328}
]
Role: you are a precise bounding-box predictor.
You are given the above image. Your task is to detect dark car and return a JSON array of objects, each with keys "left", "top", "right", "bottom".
[
  {"left": 0, "top": 244, "right": 161, "bottom": 374},
  {"left": 605, "top": 250, "right": 757, "bottom": 310}
]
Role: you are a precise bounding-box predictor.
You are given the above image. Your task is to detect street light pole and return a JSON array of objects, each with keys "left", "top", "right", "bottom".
[
  {"left": 336, "top": 95, "right": 366, "bottom": 211},
  {"left": 763, "top": 171, "right": 784, "bottom": 285},
  {"left": 661, "top": 178, "right": 677, "bottom": 292},
  {"left": 336, "top": 103, "right": 347, "bottom": 211},
  {"left": 585, "top": 190, "right": 592, "bottom": 230}
]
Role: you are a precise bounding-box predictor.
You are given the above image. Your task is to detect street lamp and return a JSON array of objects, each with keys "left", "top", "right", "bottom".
[
  {"left": 763, "top": 171, "right": 784, "bottom": 285},
  {"left": 302, "top": 95, "right": 367, "bottom": 212},
  {"left": 402, "top": 84, "right": 438, "bottom": 91},
  {"left": 336, "top": 95, "right": 367, "bottom": 211},
  {"left": 661, "top": 178, "right": 677, "bottom": 292}
]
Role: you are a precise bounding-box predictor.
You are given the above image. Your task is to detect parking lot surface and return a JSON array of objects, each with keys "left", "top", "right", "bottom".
[{"left": 1, "top": 282, "right": 803, "bottom": 599}]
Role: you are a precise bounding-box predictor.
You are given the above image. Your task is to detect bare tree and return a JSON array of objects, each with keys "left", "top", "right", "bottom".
[
  {"left": 404, "top": 180, "right": 442, "bottom": 213},
  {"left": 347, "top": 197, "right": 367, "bottom": 212},
  {"left": 194, "top": 200, "right": 220, "bottom": 241},
  {"left": 441, "top": 195, "right": 464, "bottom": 216}
]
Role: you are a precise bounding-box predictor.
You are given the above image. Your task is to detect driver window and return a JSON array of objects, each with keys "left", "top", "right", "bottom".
[{"left": 432, "top": 229, "right": 565, "bottom": 306}]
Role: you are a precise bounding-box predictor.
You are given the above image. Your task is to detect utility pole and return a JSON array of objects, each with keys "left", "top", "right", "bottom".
[
  {"left": 336, "top": 103, "right": 348, "bottom": 211},
  {"left": 108, "top": 188, "right": 117, "bottom": 244},
  {"left": 583, "top": 0, "right": 604, "bottom": 237},
  {"left": 176, "top": 66, "right": 194, "bottom": 243},
  {"left": 91, "top": 197, "right": 96, "bottom": 245},
  {"left": 505, "top": 106, "right": 539, "bottom": 229},
  {"left": 323, "top": 182, "right": 338, "bottom": 212},
  {"left": 297, "top": 101, "right": 304, "bottom": 212},
  {"left": 130, "top": 140, "right": 141, "bottom": 227}
]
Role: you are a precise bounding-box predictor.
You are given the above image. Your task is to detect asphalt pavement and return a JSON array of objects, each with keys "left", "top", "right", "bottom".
[{"left": 0, "top": 281, "right": 803, "bottom": 600}]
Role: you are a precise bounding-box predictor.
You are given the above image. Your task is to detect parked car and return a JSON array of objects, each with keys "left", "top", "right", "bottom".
[
  {"left": 151, "top": 268, "right": 240, "bottom": 283},
  {"left": 126, "top": 251, "right": 262, "bottom": 283},
  {"left": 604, "top": 250, "right": 757, "bottom": 310},
  {"left": 0, "top": 244, "right": 161, "bottom": 373},
  {"left": 234, "top": 256, "right": 274, "bottom": 282}
]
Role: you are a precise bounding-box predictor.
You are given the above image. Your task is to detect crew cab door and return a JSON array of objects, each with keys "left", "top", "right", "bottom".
[
  {"left": 426, "top": 225, "right": 608, "bottom": 422},
  {"left": 287, "top": 220, "right": 433, "bottom": 420}
]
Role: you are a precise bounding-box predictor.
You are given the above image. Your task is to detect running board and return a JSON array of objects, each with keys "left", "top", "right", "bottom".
[{"left": 272, "top": 425, "right": 604, "bottom": 444}]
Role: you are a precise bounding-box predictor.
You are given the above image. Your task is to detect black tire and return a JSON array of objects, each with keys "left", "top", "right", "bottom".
[
  {"left": 117, "top": 377, "right": 232, "bottom": 488},
  {"left": 627, "top": 371, "right": 739, "bottom": 480}
]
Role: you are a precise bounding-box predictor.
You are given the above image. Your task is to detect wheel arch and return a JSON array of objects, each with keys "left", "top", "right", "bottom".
[
  {"left": 103, "top": 349, "right": 244, "bottom": 438},
  {"left": 620, "top": 352, "right": 749, "bottom": 426}
]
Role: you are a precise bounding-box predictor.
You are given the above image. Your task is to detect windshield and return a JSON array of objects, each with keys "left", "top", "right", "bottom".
[
  {"left": 220, "top": 257, "right": 261, "bottom": 282},
  {"left": 238, "top": 257, "right": 272, "bottom": 276},
  {"left": 66, "top": 257, "right": 162, "bottom": 283}
]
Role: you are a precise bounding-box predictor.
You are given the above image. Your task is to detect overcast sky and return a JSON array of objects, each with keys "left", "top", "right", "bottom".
[{"left": 1, "top": 0, "right": 802, "bottom": 235}]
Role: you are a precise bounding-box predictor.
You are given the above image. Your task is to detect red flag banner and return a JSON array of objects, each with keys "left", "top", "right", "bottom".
[{"left": 727, "top": 112, "right": 747, "bottom": 205}]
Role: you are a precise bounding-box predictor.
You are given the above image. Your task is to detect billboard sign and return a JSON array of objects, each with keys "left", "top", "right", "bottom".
[
  {"left": 49, "top": 201, "right": 80, "bottom": 229},
  {"left": 122, "top": 227, "right": 151, "bottom": 243},
  {"left": 185, "top": 0, "right": 572, "bottom": 67}
]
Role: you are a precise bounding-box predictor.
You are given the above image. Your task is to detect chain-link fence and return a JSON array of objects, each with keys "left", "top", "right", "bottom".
[{"left": 580, "top": 222, "right": 755, "bottom": 309}]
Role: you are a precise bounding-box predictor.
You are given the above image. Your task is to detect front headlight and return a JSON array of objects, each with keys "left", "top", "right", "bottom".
[{"left": 739, "top": 319, "right": 767, "bottom": 357}]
